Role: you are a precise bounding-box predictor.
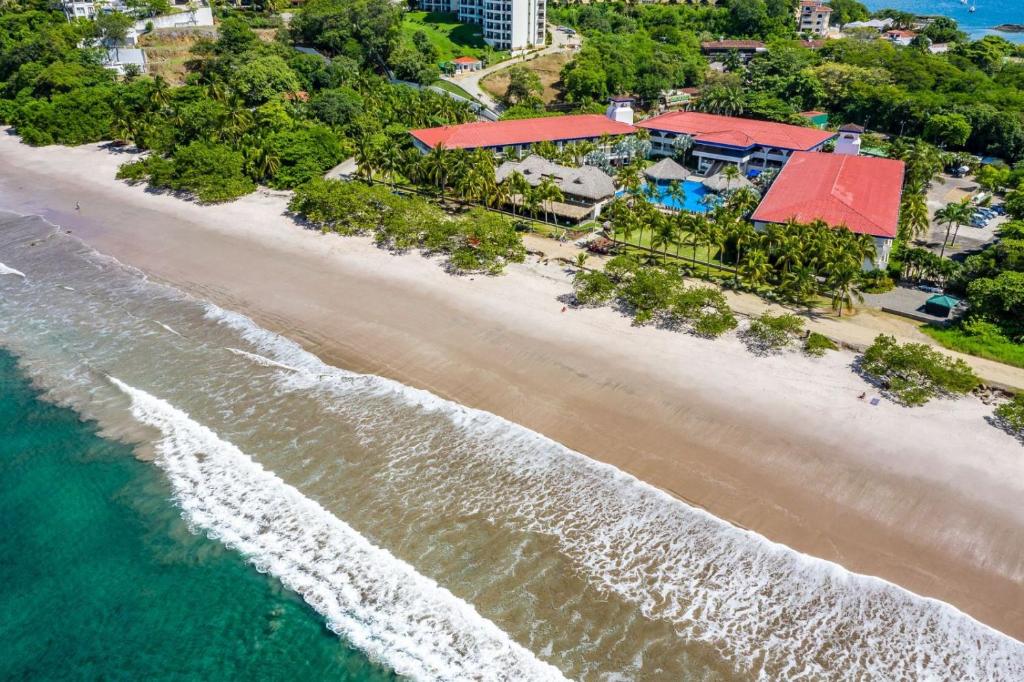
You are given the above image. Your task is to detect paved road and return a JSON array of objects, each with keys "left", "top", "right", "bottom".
[{"left": 442, "top": 25, "right": 578, "bottom": 113}]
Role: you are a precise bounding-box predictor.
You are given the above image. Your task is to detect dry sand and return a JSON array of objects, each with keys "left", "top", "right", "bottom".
[{"left": 1, "top": 134, "right": 1023, "bottom": 641}]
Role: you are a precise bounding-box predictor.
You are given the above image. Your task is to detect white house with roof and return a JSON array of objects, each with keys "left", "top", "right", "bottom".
[
  {"left": 636, "top": 111, "right": 835, "bottom": 174},
  {"left": 797, "top": 1, "right": 831, "bottom": 36}
]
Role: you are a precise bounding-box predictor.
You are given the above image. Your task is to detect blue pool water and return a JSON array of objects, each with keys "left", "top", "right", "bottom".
[{"left": 618, "top": 180, "right": 715, "bottom": 213}]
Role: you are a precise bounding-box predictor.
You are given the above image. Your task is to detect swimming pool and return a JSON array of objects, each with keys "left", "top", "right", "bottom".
[{"left": 617, "top": 180, "right": 717, "bottom": 213}]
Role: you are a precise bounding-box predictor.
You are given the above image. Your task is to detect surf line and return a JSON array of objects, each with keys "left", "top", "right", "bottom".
[{"left": 109, "top": 376, "right": 567, "bottom": 682}]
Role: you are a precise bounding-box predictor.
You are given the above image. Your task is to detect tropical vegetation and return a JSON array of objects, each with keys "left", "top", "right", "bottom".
[{"left": 859, "top": 334, "right": 980, "bottom": 406}]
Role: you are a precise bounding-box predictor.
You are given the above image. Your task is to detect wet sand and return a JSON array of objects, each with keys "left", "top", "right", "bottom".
[{"left": 1, "top": 135, "right": 1022, "bottom": 641}]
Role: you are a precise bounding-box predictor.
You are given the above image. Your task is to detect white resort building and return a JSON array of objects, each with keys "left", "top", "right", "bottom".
[
  {"left": 797, "top": 1, "right": 832, "bottom": 36},
  {"left": 420, "top": 0, "right": 545, "bottom": 51}
]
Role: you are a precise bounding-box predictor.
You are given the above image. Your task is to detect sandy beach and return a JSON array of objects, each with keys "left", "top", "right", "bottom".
[{"left": 1, "top": 134, "right": 1023, "bottom": 642}]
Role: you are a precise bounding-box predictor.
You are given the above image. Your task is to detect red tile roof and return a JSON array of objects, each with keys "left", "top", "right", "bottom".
[
  {"left": 637, "top": 112, "right": 834, "bottom": 151},
  {"left": 701, "top": 40, "right": 766, "bottom": 50},
  {"left": 752, "top": 152, "right": 906, "bottom": 238},
  {"left": 410, "top": 115, "right": 636, "bottom": 150},
  {"left": 452, "top": 56, "right": 481, "bottom": 64}
]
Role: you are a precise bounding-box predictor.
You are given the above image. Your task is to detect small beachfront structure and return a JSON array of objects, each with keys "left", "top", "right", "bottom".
[
  {"left": 637, "top": 111, "right": 835, "bottom": 174},
  {"left": 751, "top": 151, "right": 906, "bottom": 270},
  {"left": 700, "top": 40, "right": 766, "bottom": 63},
  {"left": 703, "top": 171, "right": 758, "bottom": 195},
  {"left": 496, "top": 155, "right": 616, "bottom": 222},
  {"left": 409, "top": 114, "right": 636, "bottom": 159},
  {"left": 446, "top": 56, "right": 483, "bottom": 74},
  {"left": 644, "top": 157, "right": 691, "bottom": 184}
]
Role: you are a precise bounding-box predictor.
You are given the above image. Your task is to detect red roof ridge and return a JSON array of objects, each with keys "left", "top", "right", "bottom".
[{"left": 752, "top": 152, "right": 905, "bottom": 238}]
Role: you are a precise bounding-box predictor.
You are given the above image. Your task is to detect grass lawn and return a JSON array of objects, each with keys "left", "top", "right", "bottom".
[
  {"left": 921, "top": 324, "right": 1024, "bottom": 369},
  {"left": 402, "top": 11, "right": 509, "bottom": 64},
  {"left": 613, "top": 228, "right": 722, "bottom": 266},
  {"left": 431, "top": 79, "right": 477, "bottom": 101}
]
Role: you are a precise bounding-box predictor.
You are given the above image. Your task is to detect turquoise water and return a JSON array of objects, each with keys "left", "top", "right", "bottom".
[
  {"left": 860, "top": 0, "right": 1024, "bottom": 42},
  {"left": 617, "top": 180, "right": 715, "bottom": 212},
  {"left": 0, "top": 348, "right": 395, "bottom": 681}
]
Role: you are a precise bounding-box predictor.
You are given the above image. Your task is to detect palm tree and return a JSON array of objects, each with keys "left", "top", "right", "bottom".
[
  {"left": 616, "top": 162, "right": 643, "bottom": 196},
  {"left": 534, "top": 176, "right": 563, "bottom": 225},
  {"left": 782, "top": 264, "right": 818, "bottom": 303},
  {"left": 354, "top": 138, "right": 377, "bottom": 183},
  {"left": 827, "top": 263, "right": 863, "bottom": 317},
  {"left": 666, "top": 180, "right": 687, "bottom": 211},
  {"left": 740, "top": 247, "right": 771, "bottom": 288},
  {"left": 422, "top": 144, "right": 450, "bottom": 199},
  {"left": 149, "top": 76, "right": 170, "bottom": 110},
  {"left": 934, "top": 200, "right": 971, "bottom": 257},
  {"left": 722, "top": 163, "right": 741, "bottom": 191},
  {"left": 730, "top": 220, "right": 757, "bottom": 284},
  {"left": 687, "top": 213, "right": 710, "bottom": 270},
  {"left": 726, "top": 187, "right": 759, "bottom": 216},
  {"left": 650, "top": 215, "right": 676, "bottom": 255},
  {"left": 503, "top": 170, "right": 530, "bottom": 218},
  {"left": 899, "top": 188, "right": 930, "bottom": 242},
  {"left": 948, "top": 198, "right": 974, "bottom": 246}
]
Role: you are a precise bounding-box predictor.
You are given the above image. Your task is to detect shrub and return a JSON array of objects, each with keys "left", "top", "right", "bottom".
[
  {"left": 993, "top": 395, "right": 1024, "bottom": 438},
  {"left": 670, "top": 286, "right": 737, "bottom": 337},
  {"left": 860, "top": 334, "right": 980, "bottom": 406},
  {"left": 745, "top": 312, "right": 804, "bottom": 352},
  {"left": 860, "top": 269, "right": 894, "bottom": 294},
  {"left": 618, "top": 267, "right": 680, "bottom": 324},
  {"left": 573, "top": 270, "right": 617, "bottom": 306},
  {"left": 804, "top": 331, "right": 838, "bottom": 357}
]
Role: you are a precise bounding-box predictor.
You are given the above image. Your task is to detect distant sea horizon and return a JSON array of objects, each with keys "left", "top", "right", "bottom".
[{"left": 860, "top": 0, "right": 1024, "bottom": 43}]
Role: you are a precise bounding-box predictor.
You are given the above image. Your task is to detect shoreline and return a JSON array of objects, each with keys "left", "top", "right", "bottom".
[{"left": 2, "top": 135, "right": 1023, "bottom": 642}]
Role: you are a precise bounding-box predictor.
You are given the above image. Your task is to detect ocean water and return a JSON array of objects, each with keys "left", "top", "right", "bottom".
[
  {"left": 860, "top": 0, "right": 1024, "bottom": 42},
  {"left": 0, "top": 348, "right": 395, "bottom": 681},
  {"left": 2, "top": 209, "right": 1024, "bottom": 680}
]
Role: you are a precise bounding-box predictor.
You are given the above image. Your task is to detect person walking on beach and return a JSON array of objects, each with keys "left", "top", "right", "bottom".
[{"left": 75, "top": 201, "right": 80, "bottom": 211}]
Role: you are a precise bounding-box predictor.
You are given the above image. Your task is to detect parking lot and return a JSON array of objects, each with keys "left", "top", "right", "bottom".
[{"left": 922, "top": 172, "right": 1004, "bottom": 257}]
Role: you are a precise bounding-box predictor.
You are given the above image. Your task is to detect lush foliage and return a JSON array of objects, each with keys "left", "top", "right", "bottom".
[
  {"left": 993, "top": 394, "right": 1024, "bottom": 439},
  {"left": 860, "top": 334, "right": 980, "bottom": 406},
  {"left": 804, "top": 331, "right": 837, "bottom": 357},
  {"left": 551, "top": 4, "right": 709, "bottom": 104},
  {"left": 604, "top": 193, "right": 875, "bottom": 310},
  {"left": 288, "top": 179, "right": 525, "bottom": 273},
  {"left": 572, "top": 254, "right": 737, "bottom": 336},
  {"left": 744, "top": 312, "right": 804, "bottom": 353}
]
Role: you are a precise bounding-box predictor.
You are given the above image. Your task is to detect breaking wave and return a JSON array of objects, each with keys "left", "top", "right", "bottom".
[
  {"left": 0, "top": 261, "right": 26, "bottom": 278},
  {"left": 207, "top": 304, "right": 1024, "bottom": 681},
  {"left": 109, "top": 376, "right": 566, "bottom": 682}
]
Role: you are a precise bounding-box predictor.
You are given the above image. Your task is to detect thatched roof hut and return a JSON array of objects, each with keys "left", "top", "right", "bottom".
[{"left": 644, "top": 157, "right": 691, "bottom": 183}]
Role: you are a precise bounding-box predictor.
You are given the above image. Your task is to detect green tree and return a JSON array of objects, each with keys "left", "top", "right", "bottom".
[
  {"left": 503, "top": 65, "right": 543, "bottom": 106},
  {"left": 860, "top": 335, "right": 980, "bottom": 406},
  {"left": 232, "top": 56, "right": 302, "bottom": 106},
  {"left": 924, "top": 113, "right": 972, "bottom": 149}
]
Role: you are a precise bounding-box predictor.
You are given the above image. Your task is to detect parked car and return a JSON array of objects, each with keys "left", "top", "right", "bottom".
[{"left": 917, "top": 285, "right": 944, "bottom": 294}]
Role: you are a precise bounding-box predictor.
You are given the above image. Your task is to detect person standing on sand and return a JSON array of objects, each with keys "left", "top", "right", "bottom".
[{"left": 75, "top": 201, "right": 80, "bottom": 211}]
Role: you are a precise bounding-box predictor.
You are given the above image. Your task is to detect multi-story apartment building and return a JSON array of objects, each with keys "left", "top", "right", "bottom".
[
  {"left": 63, "top": 0, "right": 128, "bottom": 20},
  {"left": 797, "top": 1, "right": 832, "bottom": 36},
  {"left": 421, "top": 0, "right": 545, "bottom": 51}
]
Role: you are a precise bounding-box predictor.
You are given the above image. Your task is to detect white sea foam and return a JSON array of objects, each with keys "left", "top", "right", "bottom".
[
  {"left": 108, "top": 376, "right": 566, "bottom": 682},
  {"left": 0, "top": 262, "right": 26, "bottom": 278},
  {"left": 206, "top": 303, "right": 1024, "bottom": 680},
  {"left": 154, "top": 321, "right": 183, "bottom": 337}
]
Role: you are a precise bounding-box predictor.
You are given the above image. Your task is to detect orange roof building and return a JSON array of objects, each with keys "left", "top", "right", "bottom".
[
  {"left": 752, "top": 151, "right": 906, "bottom": 268},
  {"left": 637, "top": 111, "right": 835, "bottom": 174},
  {"left": 409, "top": 114, "right": 636, "bottom": 154}
]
